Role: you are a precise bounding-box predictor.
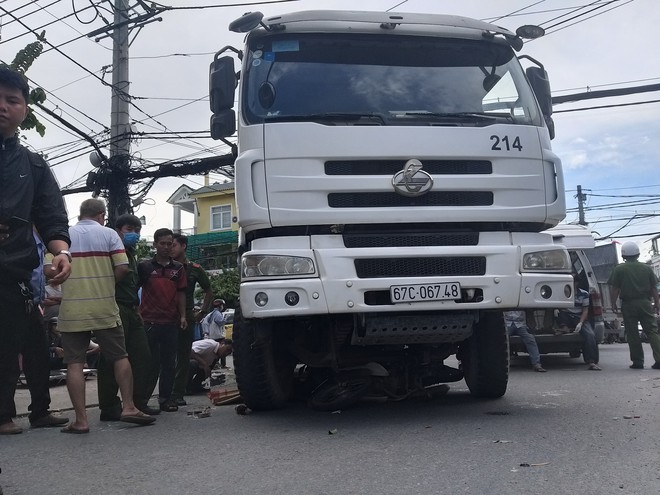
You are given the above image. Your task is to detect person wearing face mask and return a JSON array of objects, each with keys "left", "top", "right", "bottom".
[{"left": 96, "top": 214, "right": 160, "bottom": 420}]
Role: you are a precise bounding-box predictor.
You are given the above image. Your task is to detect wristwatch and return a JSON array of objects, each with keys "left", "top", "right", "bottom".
[{"left": 56, "top": 250, "right": 73, "bottom": 263}]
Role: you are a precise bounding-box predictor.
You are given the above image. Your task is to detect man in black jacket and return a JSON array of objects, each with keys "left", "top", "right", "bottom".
[{"left": 0, "top": 67, "right": 72, "bottom": 435}]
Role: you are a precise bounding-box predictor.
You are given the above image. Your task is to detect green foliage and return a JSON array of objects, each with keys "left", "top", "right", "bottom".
[
  {"left": 11, "top": 36, "right": 45, "bottom": 74},
  {"left": 196, "top": 269, "right": 240, "bottom": 309},
  {"left": 135, "top": 239, "right": 154, "bottom": 261},
  {"left": 7, "top": 35, "right": 47, "bottom": 136}
]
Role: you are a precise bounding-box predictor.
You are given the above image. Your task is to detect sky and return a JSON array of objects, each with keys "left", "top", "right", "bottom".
[{"left": 2, "top": 0, "right": 660, "bottom": 256}]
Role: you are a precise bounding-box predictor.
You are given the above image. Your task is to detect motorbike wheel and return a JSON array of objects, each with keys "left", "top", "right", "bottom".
[{"left": 309, "top": 376, "right": 372, "bottom": 411}]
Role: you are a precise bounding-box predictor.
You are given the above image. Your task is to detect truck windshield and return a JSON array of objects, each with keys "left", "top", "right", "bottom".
[{"left": 242, "top": 33, "right": 542, "bottom": 127}]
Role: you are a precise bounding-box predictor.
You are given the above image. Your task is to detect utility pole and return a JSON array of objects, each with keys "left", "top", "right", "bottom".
[
  {"left": 576, "top": 185, "right": 587, "bottom": 226},
  {"left": 107, "top": 0, "right": 133, "bottom": 226}
]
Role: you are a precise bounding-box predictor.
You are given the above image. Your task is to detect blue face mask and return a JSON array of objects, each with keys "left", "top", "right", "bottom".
[{"left": 123, "top": 232, "right": 140, "bottom": 248}]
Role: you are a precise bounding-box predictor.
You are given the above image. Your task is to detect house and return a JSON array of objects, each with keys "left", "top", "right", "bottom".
[{"left": 167, "top": 180, "right": 238, "bottom": 271}]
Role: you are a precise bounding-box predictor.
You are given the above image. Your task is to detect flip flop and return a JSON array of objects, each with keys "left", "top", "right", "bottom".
[
  {"left": 120, "top": 411, "right": 156, "bottom": 426},
  {"left": 61, "top": 424, "right": 90, "bottom": 434}
]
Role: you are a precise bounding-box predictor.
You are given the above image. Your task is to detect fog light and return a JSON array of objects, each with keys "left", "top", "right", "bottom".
[
  {"left": 255, "top": 292, "right": 268, "bottom": 307},
  {"left": 284, "top": 291, "right": 299, "bottom": 306},
  {"left": 564, "top": 284, "right": 572, "bottom": 298},
  {"left": 540, "top": 285, "right": 552, "bottom": 299}
]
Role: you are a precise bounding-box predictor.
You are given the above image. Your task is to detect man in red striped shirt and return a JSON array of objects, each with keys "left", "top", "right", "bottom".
[{"left": 137, "top": 228, "right": 187, "bottom": 412}]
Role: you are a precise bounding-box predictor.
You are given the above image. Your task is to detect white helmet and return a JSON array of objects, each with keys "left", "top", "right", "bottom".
[{"left": 621, "top": 241, "right": 640, "bottom": 258}]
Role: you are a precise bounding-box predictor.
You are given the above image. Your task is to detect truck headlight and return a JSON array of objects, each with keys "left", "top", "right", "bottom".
[
  {"left": 522, "top": 249, "right": 570, "bottom": 271},
  {"left": 242, "top": 255, "right": 316, "bottom": 278}
]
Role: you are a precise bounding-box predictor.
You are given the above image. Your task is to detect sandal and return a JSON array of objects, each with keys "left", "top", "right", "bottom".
[
  {"left": 159, "top": 400, "right": 178, "bottom": 412},
  {"left": 587, "top": 363, "right": 602, "bottom": 371}
]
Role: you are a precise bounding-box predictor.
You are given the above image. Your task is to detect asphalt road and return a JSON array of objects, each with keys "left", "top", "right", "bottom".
[{"left": 2, "top": 343, "right": 659, "bottom": 495}]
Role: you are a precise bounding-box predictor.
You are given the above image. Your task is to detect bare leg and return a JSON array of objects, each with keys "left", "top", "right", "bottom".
[
  {"left": 65, "top": 363, "right": 89, "bottom": 430},
  {"left": 113, "top": 357, "right": 141, "bottom": 415}
]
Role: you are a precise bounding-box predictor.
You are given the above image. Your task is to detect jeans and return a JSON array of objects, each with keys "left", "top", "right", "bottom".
[
  {"left": 0, "top": 282, "right": 52, "bottom": 423},
  {"left": 145, "top": 322, "right": 178, "bottom": 404},
  {"left": 507, "top": 323, "right": 541, "bottom": 366},
  {"left": 579, "top": 322, "right": 599, "bottom": 364}
]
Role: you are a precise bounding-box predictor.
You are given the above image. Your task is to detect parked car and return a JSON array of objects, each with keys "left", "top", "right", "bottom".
[
  {"left": 223, "top": 308, "right": 235, "bottom": 340},
  {"left": 509, "top": 225, "right": 605, "bottom": 360}
]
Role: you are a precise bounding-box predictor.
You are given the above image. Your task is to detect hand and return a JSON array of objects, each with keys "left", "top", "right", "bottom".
[
  {"left": 574, "top": 322, "right": 583, "bottom": 333},
  {"left": 179, "top": 316, "right": 188, "bottom": 330},
  {"left": 54, "top": 347, "right": 65, "bottom": 358},
  {"left": 49, "top": 254, "right": 72, "bottom": 285}
]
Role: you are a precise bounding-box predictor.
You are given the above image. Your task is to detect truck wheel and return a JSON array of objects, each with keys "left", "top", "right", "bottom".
[
  {"left": 233, "top": 307, "right": 296, "bottom": 410},
  {"left": 459, "top": 311, "right": 509, "bottom": 398}
]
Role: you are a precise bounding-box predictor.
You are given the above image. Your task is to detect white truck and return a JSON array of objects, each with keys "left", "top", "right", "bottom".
[{"left": 210, "top": 10, "right": 574, "bottom": 410}]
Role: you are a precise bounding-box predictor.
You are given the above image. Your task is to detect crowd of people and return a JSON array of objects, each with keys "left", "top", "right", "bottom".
[{"left": 0, "top": 66, "right": 233, "bottom": 437}]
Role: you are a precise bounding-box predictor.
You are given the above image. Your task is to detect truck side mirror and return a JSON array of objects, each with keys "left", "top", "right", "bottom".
[
  {"left": 210, "top": 55, "right": 237, "bottom": 112},
  {"left": 211, "top": 110, "right": 236, "bottom": 139},
  {"left": 526, "top": 66, "right": 552, "bottom": 117}
]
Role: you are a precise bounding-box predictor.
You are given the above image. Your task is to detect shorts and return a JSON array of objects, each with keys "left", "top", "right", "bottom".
[{"left": 61, "top": 325, "right": 128, "bottom": 364}]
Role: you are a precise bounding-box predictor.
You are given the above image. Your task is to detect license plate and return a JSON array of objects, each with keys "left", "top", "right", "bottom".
[{"left": 390, "top": 282, "right": 461, "bottom": 303}]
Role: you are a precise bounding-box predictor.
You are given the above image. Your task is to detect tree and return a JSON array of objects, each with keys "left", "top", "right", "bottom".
[
  {"left": 4, "top": 33, "right": 48, "bottom": 136},
  {"left": 196, "top": 269, "right": 240, "bottom": 309},
  {"left": 135, "top": 238, "right": 154, "bottom": 261}
]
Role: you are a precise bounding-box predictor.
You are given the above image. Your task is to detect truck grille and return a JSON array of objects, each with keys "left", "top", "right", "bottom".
[
  {"left": 325, "top": 160, "right": 492, "bottom": 175},
  {"left": 328, "top": 191, "right": 493, "bottom": 208},
  {"left": 354, "top": 257, "right": 486, "bottom": 278},
  {"left": 344, "top": 231, "right": 479, "bottom": 248}
]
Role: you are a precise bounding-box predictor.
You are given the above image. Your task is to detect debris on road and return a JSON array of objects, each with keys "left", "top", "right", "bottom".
[
  {"left": 187, "top": 406, "right": 211, "bottom": 418},
  {"left": 208, "top": 387, "right": 241, "bottom": 405},
  {"left": 235, "top": 404, "right": 251, "bottom": 415},
  {"left": 328, "top": 428, "right": 338, "bottom": 435}
]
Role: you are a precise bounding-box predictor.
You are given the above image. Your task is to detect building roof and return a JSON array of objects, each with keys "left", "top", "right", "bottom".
[
  {"left": 166, "top": 184, "right": 196, "bottom": 213},
  {"left": 191, "top": 181, "right": 235, "bottom": 196}
]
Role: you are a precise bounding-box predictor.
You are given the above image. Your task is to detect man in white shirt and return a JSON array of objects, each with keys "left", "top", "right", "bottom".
[{"left": 188, "top": 338, "right": 233, "bottom": 393}]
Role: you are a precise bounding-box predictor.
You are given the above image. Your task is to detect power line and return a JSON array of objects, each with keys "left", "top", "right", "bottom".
[
  {"left": 0, "top": 4, "right": 113, "bottom": 89},
  {"left": 155, "top": 0, "right": 301, "bottom": 11},
  {"left": 554, "top": 98, "right": 660, "bottom": 113},
  {"left": 489, "top": 0, "right": 546, "bottom": 23}
]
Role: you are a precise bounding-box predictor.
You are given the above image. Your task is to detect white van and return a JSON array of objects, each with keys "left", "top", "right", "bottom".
[{"left": 509, "top": 225, "right": 605, "bottom": 358}]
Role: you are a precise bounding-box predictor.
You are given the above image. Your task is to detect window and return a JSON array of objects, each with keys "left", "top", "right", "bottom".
[
  {"left": 211, "top": 205, "right": 232, "bottom": 230},
  {"left": 243, "top": 34, "right": 541, "bottom": 127}
]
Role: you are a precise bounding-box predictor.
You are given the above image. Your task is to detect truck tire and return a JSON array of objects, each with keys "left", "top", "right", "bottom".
[
  {"left": 459, "top": 311, "right": 509, "bottom": 398},
  {"left": 233, "top": 307, "right": 296, "bottom": 410}
]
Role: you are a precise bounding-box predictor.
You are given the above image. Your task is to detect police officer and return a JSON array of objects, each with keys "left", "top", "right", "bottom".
[
  {"left": 170, "top": 233, "right": 214, "bottom": 406},
  {"left": 608, "top": 241, "right": 660, "bottom": 369}
]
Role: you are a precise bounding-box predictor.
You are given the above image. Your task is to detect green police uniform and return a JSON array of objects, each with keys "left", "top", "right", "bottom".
[
  {"left": 608, "top": 259, "right": 660, "bottom": 367},
  {"left": 97, "top": 249, "right": 153, "bottom": 415},
  {"left": 172, "top": 261, "right": 212, "bottom": 401}
]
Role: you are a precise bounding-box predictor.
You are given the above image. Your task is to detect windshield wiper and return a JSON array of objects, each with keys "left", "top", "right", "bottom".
[
  {"left": 264, "top": 112, "right": 386, "bottom": 125},
  {"left": 395, "top": 112, "right": 513, "bottom": 124}
]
